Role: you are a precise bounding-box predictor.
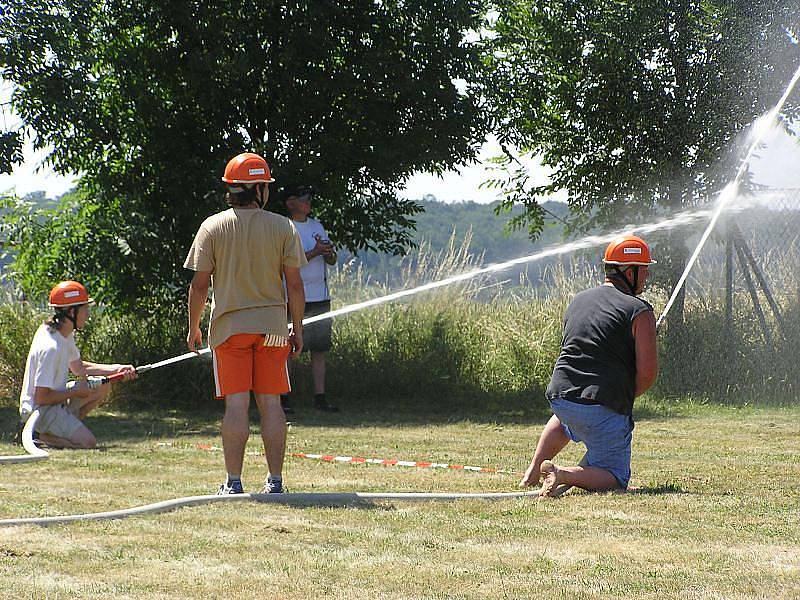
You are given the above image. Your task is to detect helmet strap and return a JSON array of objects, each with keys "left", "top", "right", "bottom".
[
  {"left": 50, "top": 308, "right": 78, "bottom": 331},
  {"left": 55, "top": 306, "right": 84, "bottom": 331},
  {"left": 613, "top": 266, "right": 639, "bottom": 296},
  {"left": 256, "top": 183, "right": 266, "bottom": 209}
]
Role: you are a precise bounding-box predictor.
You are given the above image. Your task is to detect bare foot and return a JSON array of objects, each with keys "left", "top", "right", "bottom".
[
  {"left": 519, "top": 462, "right": 540, "bottom": 488},
  {"left": 538, "top": 460, "right": 562, "bottom": 497}
]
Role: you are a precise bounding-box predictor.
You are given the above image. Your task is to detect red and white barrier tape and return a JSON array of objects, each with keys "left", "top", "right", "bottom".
[
  {"left": 191, "top": 443, "right": 519, "bottom": 474},
  {"left": 187, "top": 442, "right": 522, "bottom": 475},
  {"left": 291, "top": 452, "right": 521, "bottom": 475}
]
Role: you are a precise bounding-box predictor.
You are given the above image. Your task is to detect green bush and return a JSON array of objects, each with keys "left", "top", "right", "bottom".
[{"left": 0, "top": 300, "right": 47, "bottom": 402}]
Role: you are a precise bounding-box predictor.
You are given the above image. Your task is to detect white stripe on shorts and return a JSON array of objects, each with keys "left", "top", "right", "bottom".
[
  {"left": 263, "top": 334, "right": 288, "bottom": 347},
  {"left": 211, "top": 348, "right": 221, "bottom": 397}
]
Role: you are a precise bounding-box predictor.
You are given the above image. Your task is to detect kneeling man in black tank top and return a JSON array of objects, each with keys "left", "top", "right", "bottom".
[{"left": 520, "top": 235, "right": 659, "bottom": 496}]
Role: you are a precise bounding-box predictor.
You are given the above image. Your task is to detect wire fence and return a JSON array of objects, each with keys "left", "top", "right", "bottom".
[{"left": 659, "top": 186, "right": 800, "bottom": 401}]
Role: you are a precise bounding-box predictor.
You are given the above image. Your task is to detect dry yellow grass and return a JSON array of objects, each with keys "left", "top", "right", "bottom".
[{"left": 0, "top": 400, "right": 798, "bottom": 599}]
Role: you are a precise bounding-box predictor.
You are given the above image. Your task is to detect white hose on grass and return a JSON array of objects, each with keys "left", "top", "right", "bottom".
[
  {"left": 0, "top": 489, "right": 548, "bottom": 527},
  {"left": 0, "top": 413, "right": 569, "bottom": 525},
  {"left": 0, "top": 410, "right": 48, "bottom": 465}
]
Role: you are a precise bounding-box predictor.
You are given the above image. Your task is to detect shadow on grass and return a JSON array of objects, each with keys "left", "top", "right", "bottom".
[
  {"left": 629, "top": 482, "right": 687, "bottom": 495},
  {"left": 278, "top": 391, "right": 690, "bottom": 429},
  {"left": 0, "top": 390, "right": 691, "bottom": 444},
  {"left": 0, "top": 403, "right": 222, "bottom": 445},
  {"left": 563, "top": 482, "right": 687, "bottom": 497},
  {"left": 286, "top": 393, "right": 553, "bottom": 427}
]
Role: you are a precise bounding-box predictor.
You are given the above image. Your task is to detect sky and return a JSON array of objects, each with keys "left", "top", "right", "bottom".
[{"left": 748, "top": 122, "right": 800, "bottom": 188}]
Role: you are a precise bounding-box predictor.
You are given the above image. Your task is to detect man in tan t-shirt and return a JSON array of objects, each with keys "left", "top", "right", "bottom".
[{"left": 184, "top": 152, "right": 307, "bottom": 495}]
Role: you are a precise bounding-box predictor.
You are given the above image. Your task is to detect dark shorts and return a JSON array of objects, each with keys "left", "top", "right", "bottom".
[{"left": 302, "top": 300, "right": 332, "bottom": 353}]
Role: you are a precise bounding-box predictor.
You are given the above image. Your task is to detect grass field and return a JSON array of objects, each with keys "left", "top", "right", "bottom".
[{"left": 0, "top": 397, "right": 798, "bottom": 599}]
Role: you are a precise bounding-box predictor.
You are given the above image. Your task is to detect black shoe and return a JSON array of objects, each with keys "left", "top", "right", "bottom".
[
  {"left": 12, "top": 421, "right": 24, "bottom": 446},
  {"left": 280, "top": 394, "right": 294, "bottom": 415},
  {"left": 313, "top": 393, "right": 338, "bottom": 413}
]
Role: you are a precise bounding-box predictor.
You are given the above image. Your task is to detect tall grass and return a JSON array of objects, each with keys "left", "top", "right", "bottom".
[
  {"left": 320, "top": 229, "right": 800, "bottom": 406},
  {"left": 1, "top": 230, "right": 798, "bottom": 411},
  {"left": 324, "top": 252, "right": 586, "bottom": 408},
  {"left": 656, "top": 221, "right": 800, "bottom": 403},
  {"left": 0, "top": 294, "right": 44, "bottom": 398}
]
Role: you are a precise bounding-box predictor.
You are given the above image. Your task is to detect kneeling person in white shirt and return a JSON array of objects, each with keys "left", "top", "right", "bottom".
[{"left": 18, "top": 281, "right": 137, "bottom": 449}]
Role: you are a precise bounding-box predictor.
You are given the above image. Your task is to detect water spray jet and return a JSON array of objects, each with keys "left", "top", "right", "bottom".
[{"left": 656, "top": 63, "right": 800, "bottom": 330}]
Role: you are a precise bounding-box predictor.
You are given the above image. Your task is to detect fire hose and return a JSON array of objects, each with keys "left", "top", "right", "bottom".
[
  {"left": 0, "top": 407, "right": 562, "bottom": 526},
  {"left": 0, "top": 409, "right": 47, "bottom": 464},
  {"left": 95, "top": 348, "right": 212, "bottom": 384},
  {"left": 0, "top": 489, "right": 548, "bottom": 527}
]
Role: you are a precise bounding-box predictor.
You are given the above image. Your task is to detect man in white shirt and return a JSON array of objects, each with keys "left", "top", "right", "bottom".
[
  {"left": 18, "top": 281, "right": 136, "bottom": 449},
  {"left": 284, "top": 186, "right": 339, "bottom": 412}
]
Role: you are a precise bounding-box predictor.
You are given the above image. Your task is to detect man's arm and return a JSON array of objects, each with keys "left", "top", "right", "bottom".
[
  {"left": 31, "top": 354, "right": 91, "bottom": 406},
  {"left": 319, "top": 229, "right": 337, "bottom": 265},
  {"left": 306, "top": 236, "right": 333, "bottom": 262},
  {"left": 34, "top": 384, "right": 89, "bottom": 406},
  {"left": 187, "top": 271, "right": 211, "bottom": 351},
  {"left": 283, "top": 265, "right": 305, "bottom": 357},
  {"left": 69, "top": 357, "right": 89, "bottom": 379},
  {"left": 632, "top": 310, "right": 658, "bottom": 397},
  {"left": 79, "top": 361, "right": 137, "bottom": 379}
]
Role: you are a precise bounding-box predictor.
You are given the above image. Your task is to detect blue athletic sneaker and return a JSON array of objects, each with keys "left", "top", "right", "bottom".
[
  {"left": 216, "top": 479, "right": 244, "bottom": 495},
  {"left": 261, "top": 479, "right": 285, "bottom": 494}
]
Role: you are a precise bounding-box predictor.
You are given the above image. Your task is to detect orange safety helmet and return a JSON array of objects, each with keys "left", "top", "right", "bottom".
[
  {"left": 221, "top": 152, "right": 275, "bottom": 185},
  {"left": 48, "top": 281, "right": 94, "bottom": 308},
  {"left": 602, "top": 235, "right": 656, "bottom": 266}
]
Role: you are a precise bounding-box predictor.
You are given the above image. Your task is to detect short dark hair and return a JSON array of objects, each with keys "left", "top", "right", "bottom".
[{"left": 225, "top": 183, "right": 262, "bottom": 207}]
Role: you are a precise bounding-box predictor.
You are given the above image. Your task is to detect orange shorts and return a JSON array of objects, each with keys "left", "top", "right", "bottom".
[{"left": 211, "top": 333, "right": 290, "bottom": 399}]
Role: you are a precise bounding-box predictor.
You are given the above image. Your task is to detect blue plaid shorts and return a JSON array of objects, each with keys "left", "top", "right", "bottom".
[{"left": 549, "top": 396, "right": 634, "bottom": 488}]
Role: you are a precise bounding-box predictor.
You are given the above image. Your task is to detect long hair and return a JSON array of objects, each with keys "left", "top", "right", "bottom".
[{"left": 45, "top": 309, "right": 70, "bottom": 332}]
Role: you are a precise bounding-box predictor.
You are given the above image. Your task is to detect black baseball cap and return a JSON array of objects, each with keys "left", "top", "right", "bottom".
[{"left": 283, "top": 185, "right": 314, "bottom": 201}]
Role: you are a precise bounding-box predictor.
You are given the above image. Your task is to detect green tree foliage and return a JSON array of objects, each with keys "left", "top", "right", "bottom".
[
  {"left": 0, "top": 1, "right": 488, "bottom": 311},
  {"left": 485, "top": 1, "right": 800, "bottom": 238},
  {"left": 1, "top": 190, "right": 141, "bottom": 306},
  {"left": 0, "top": 131, "right": 23, "bottom": 175}
]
